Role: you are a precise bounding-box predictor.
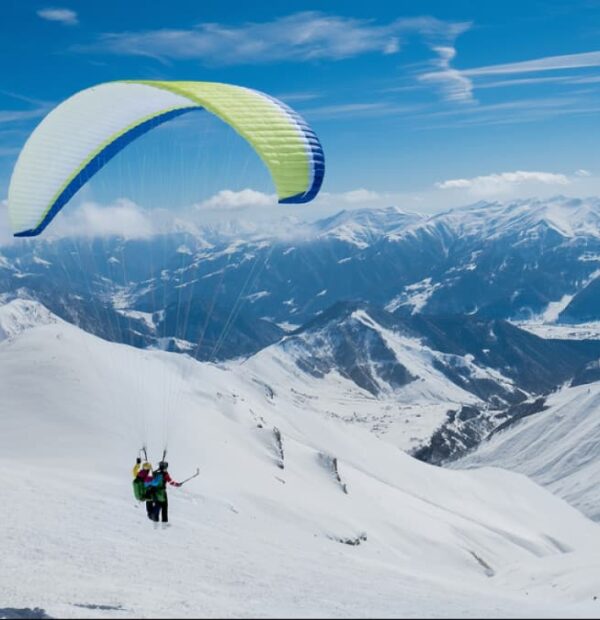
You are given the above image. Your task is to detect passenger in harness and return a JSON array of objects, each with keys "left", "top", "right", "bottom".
[{"left": 132, "top": 457, "right": 155, "bottom": 521}]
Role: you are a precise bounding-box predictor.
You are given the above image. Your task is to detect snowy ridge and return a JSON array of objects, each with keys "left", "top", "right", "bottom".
[
  {"left": 315, "top": 206, "right": 423, "bottom": 247},
  {"left": 422, "top": 196, "right": 600, "bottom": 243},
  {"left": 456, "top": 380, "right": 600, "bottom": 522},
  {"left": 258, "top": 306, "right": 484, "bottom": 450},
  {"left": 5, "top": 197, "right": 600, "bottom": 353},
  {"left": 326, "top": 199, "right": 587, "bottom": 248},
  {"left": 242, "top": 304, "right": 597, "bottom": 458},
  {"left": 2, "top": 314, "right": 600, "bottom": 616},
  {"left": 0, "top": 298, "right": 60, "bottom": 341},
  {"left": 381, "top": 196, "right": 600, "bottom": 318}
]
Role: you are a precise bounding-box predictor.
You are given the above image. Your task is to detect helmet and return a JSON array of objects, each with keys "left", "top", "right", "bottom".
[
  {"left": 142, "top": 462, "right": 152, "bottom": 470},
  {"left": 158, "top": 461, "right": 168, "bottom": 471}
]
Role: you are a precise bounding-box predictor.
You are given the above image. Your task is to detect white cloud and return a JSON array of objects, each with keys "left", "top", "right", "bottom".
[
  {"left": 0, "top": 106, "right": 50, "bottom": 125},
  {"left": 309, "top": 188, "right": 391, "bottom": 210},
  {"left": 193, "top": 187, "right": 396, "bottom": 221},
  {"left": 419, "top": 46, "right": 474, "bottom": 103},
  {"left": 384, "top": 39, "right": 400, "bottom": 54},
  {"left": 193, "top": 188, "right": 391, "bottom": 222},
  {"left": 0, "top": 189, "right": 398, "bottom": 246},
  {"left": 50, "top": 199, "right": 159, "bottom": 239},
  {"left": 37, "top": 8, "right": 78, "bottom": 26},
  {"left": 83, "top": 13, "right": 469, "bottom": 65},
  {"left": 463, "top": 50, "right": 600, "bottom": 77},
  {"left": 193, "top": 176, "right": 600, "bottom": 219},
  {"left": 436, "top": 171, "right": 571, "bottom": 196},
  {"left": 419, "top": 48, "right": 600, "bottom": 106},
  {"left": 195, "top": 189, "right": 277, "bottom": 211},
  {"left": 0, "top": 90, "right": 49, "bottom": 107},
  {"left": 475, "top": 75, "right": 577, "bottom": 90},
  {"left": 0, "top": 93, "right": 51, "bottom": 135},
  {"left": 417, "top": 95, "right": 595, "bottom": 129},
  {"left": 338, "top": 188, "right": 382, "bottom": 203},
  {"left": 302, "top": 176, "right": 600, "bottom": 216},
  {"left": 301, "top": 101, "right": 415, "bottom": 120},
  {"left": 470, "top": 72, "right": 600, "bottom": 93},
  {"left": 275, "top": 92, "right": 321, "bottom": 103}
]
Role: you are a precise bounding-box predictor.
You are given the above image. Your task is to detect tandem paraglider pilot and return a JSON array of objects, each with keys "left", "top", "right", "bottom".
[
  {"left": 133, "top": 453, "right": 200, "bottom": 527},
  {"left": 133, "top": 456, "right": 182, "bottom": 528}
]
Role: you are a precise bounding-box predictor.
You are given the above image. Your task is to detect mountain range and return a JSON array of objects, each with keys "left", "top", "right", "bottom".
[
  {"left": 4, "top": 196, "right": 600, "bottom": 615},
  {"left": 2, "top": 195, "right": 600, "bottom": 462}
]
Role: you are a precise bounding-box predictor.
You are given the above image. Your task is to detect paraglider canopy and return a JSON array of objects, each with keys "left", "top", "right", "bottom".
[{"left": 7, "top": 80, "right": 325, "bottom": 237}]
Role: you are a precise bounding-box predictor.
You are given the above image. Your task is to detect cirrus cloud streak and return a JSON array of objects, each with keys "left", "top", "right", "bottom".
[{"left": 81, "top": 13, "right": 470, "bottom": 66}]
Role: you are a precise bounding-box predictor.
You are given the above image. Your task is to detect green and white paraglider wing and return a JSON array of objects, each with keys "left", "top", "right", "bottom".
[{"left": 8, "top": 81, "right": 325, "bottom": 237}]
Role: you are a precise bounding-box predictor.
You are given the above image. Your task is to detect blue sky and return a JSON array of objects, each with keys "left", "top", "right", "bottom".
[{"left": 2, "top": 0, "right": 600, "bottom": 232}]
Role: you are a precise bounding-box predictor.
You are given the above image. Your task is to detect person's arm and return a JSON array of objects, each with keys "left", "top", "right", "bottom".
[{"left": 164, "top": 472, "right": 181, "bottom": 487}]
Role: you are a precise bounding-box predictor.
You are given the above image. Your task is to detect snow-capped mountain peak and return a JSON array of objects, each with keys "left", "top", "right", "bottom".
[
  {"left": 0, "top": 298, "right": 61, "bottom": 341},
  {"left": 429, "top": 196, "right": 600, "bottom": 242},
  {"left": 315, "top": 206, "right": 424, "bottom": 247}
]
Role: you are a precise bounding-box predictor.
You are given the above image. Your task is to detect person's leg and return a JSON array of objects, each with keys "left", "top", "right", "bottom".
[
  {"left": 146, "top": 500, "right": 154, "bottom": 520},
  {"left": 161, "top": 499, "right": 169, "bottom": 523}
]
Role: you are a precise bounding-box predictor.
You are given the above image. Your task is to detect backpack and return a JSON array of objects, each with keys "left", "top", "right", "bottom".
[{"left": 133, "top": 477, "right": 153, "bottom": 502}]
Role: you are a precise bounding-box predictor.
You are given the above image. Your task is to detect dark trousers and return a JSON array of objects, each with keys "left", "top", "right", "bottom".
[
  {"left": 153, "top": 499, "right": 168, "bottom": 523},
  {"left": 145, "top": 501, "right": 155, "bottom": 521}
]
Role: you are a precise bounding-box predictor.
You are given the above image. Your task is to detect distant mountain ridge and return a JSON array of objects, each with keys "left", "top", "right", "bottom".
[
  {"left": 3, "top": 196, "right": 600, "bottom": 347},
  {"left": 1, "top": 199, "right": 599, "bottom": 351},
  {"left": 3, "top": 196, "right": 600, "bottom": 462}
]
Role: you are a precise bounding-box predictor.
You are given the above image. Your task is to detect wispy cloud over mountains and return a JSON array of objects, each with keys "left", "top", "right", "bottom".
[
  {"left": 80, "top": 12, "right": 470, "bottom": 66},
  {"left": 436, "top": 170, "right": 572, "bottom": 196}
]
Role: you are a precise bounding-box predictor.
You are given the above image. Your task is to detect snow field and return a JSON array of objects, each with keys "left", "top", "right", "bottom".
[{"left": 2, "top": 306, "right": 600, "bottom": 617}]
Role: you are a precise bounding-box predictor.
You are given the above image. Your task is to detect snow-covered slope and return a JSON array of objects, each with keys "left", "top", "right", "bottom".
[
  {"left": 3, "top": 309, "right": 600, "bottom": 617},
  {"left": 456, "top": 381, "right": 600, "bottom": 522},
  {"left": 242, "top": 302, "right": 600, "bottom": 461},
  {"left": 243, "top": 306, "right": 484, "bottom": 453},
  {"left": 0, "top": 298, "right": 59, "bottom": 341},
  {"left": 516, "top": 321, "right": 600, "bottom": 340}
]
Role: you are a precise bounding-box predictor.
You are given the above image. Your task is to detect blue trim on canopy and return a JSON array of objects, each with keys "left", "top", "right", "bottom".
[
  {"left": 276, "top": 106, "right": 325, "bottom": 205},
  {"left": 14, "top": 106, "right": 200, "bottom": 238},
  {"left": 260, "top": 91, "right": 325, "bottom": 205},
  {"left": 278, "top": 144, "right": 325, "bottom": 204},
  {"left": 279, "top": 152, "right": 324, "bottom": 204}
]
